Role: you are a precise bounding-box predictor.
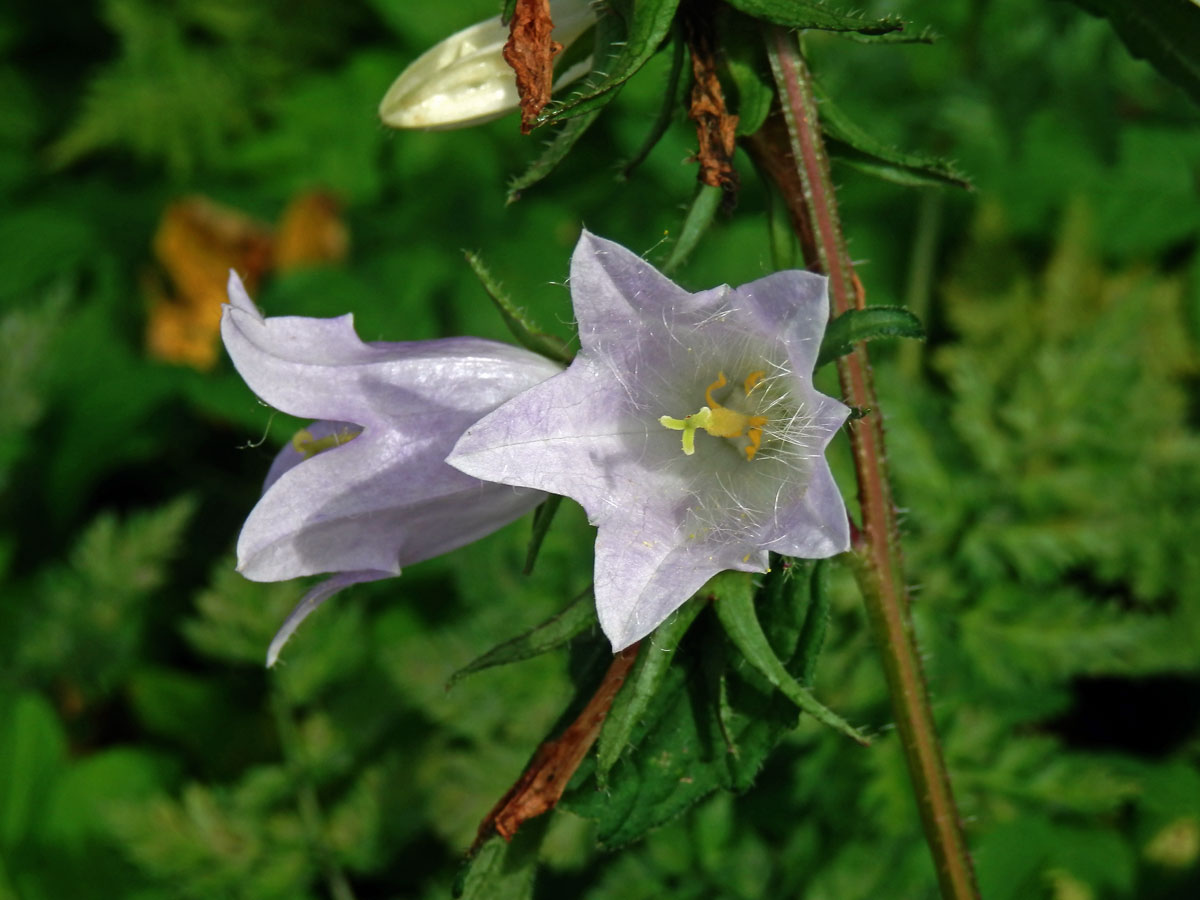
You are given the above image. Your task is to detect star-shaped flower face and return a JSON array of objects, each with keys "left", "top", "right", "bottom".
[
  {"left": 220, "top": 273, "right": 563, "bottom": 663},
  {"left": 449, "top": 232, "right": 851, "bottom": 650}
]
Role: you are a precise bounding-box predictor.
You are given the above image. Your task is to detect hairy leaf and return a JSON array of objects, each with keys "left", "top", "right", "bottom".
[
  {"left": 463, "top": 250, "right": 574, "bottom": 362},
  {"left": 815, "top": 83, "right": 972, "bottom": 190},
  {"left": 447, "top": 589, "right": 598, "bottom": 687},
  {"left": 817, "top": 307, "right": 925, "bottom": 368},
  {"left": 723, "top": 0, "right": 904, "bottom": 34},
  {"left": 536, "top": 0, "right": 680, "bottom": 127}
]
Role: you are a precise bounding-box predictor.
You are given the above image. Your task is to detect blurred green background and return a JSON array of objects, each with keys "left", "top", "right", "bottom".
[{"left": 2, "top": 0, "right": 1199, "bottom": 897}]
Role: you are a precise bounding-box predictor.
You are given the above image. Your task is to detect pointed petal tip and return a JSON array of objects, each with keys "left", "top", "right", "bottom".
[{"left": 224, "top": 270, "right": 262, "bottom": 319}]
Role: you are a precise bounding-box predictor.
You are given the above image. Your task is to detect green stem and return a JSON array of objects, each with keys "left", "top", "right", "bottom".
[
  {"left": 759, "top": 26, "right": 980, "bottom": 900},
  {"left": 271, "top": 689, "right": 358, "bottom": 900}
]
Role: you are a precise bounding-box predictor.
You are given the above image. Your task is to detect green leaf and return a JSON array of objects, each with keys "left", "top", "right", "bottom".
[
  {"left": 619, "top": 27, "right": 686, "bottom": 180},
  {"left": 710, "top": 572, "right": 868, "bottom": 745},
  {"left": 597, "top": 594, "right": 705, "bottom": 780},
  {"left": 815, "top": 83, "right": 972, "bottom": 190},
  {"left": 795, "top": 559, "right": 831, "bottom": 685},
  {"left": 447, "top": 588, "right": 598, "bottom": 687},
  {"left": 506, "top": 107, "right": 606, "bottom": 203},
  {"left": 723, "top": 0, "right": 905, "bottom": 34},
  {"left": 500, "top": 0, "right": 518, "bottom": 25},
  {"left": 838, "top": 25, "right": 938, "bottom": 45},
  {"left": 563, "top": 561, "right": 859, "bottom": 846},
  {"left": 663, "top": 183, "right": 724, "bottom": 274},
  {"left": 713, "top": 5, "right": 775, "bottom": 138},
  {"left": 524, "top": 494, "right": 565, "bottom": 575},
  {"left": 816, "top": 306, "right": 925, "bottom": 368},
  {"left": 1065, "top": 0, "right": 1200, "bottom": 107},
  {"left": 463, "top": 250, "right": 574, "bottom": 364},
  {"left": 453, "top": 821, "right": 548, "bottom": 900},
  {"left": 536, "top": 0, "right": 681, "bottom": 127},
  {"left": 0, "top": 692, "right": 67, "bottom": 848}
]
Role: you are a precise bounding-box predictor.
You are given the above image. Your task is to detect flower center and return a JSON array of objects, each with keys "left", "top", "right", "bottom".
[{"left": 659, "top": 371, "right": 769, "bottom": 460}]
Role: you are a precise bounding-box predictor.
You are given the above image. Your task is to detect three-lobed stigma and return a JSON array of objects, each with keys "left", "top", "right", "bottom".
[{"left": 659, "top": 371, "right": 768, "bottom": 460}]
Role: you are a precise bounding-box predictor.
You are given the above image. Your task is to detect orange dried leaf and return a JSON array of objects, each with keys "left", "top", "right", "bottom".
[
  {"left": 146, "top": 197, "right": 274, "bottom": 369},
  {"left": 504, "top": 0, "right": 562, "bottom": 134},
  {"left": 274, "top": 191, "right": 349, "bottom": 272},
  {"left": 686, "top": 13, "right": 739, "bottom": 191}
]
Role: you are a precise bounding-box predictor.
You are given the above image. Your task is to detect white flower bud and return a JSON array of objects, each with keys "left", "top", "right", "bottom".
[{"left": 379, "top": 0, "right": 597, "bottom": 130}]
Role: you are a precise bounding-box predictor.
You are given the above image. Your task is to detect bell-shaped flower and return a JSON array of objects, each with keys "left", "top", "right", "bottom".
[
  {"left": 221, "top": 273, "right": 562, "bottom": 664},
  {"left": 449, "top": 232, "right": 851, "bottom": 650},
  {"left": 379, "top": 0, "right": 596, "bottom": 129}
]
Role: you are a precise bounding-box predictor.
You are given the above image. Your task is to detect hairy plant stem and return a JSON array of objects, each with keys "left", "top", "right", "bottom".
[{"left": 754, "top": 26, "right": 980, "bottom": 900}]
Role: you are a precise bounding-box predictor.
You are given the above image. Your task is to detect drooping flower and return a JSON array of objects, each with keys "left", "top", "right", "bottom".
[
  {"left": 220, "top": 273, "right": 562, "bottom": 664},
  {"left": 449, "top": 232, "right": 851, "bottom": 650},
  {"left": 379, "top": 0, "right": 597, "bottom": 130}
]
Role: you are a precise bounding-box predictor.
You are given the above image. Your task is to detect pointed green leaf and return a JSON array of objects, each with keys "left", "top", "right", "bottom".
[
  {"left": 723, "top": 0, "right": 905, "bottom": 34},
  {"left": 711, "top": 571, "right": 868, "bottom": 744},
  {"left": 817, "top": 306, "right": 925, "bottom": 369},
  {"left": 719, "top": 7, "right": 774, "bottom": 137},
  {"left": 562, "top": 563, "right": 842, "bottom": 845},
  {"left": 536, "top": 0, "right": 681, "bottom": 127},
  {"left": 507, "top": 107, "right": 605, "bottom": 202},
  {"left": 1066, "top": 0, "right": 1200, "bottom": 107},
  {"left": 796, "top": 559, "right": 832, "bottom": 685},
  {"left": 815, "top": 83, "right": 972, "bottom": 190},
  {"left": 597, "top": 594, "right": 705, "bottom": 780},
  {"left": 839, "top": 25, "right": 938, "bottom": 44},
  {"left": 463, "top": 251, "right": 574, "bottom": 364},
  {"left": 500, "top": 0, "right": 518, "bottom": 25},
  {"left": 663, "top": 182, "right": 724, "bottom": 274},
  {"left": 453, "top": 819, "right": 547, "bottom": 900},
  {"left": 523, "top": 494, "right": 563, "bottom": 575},
  {"left": 447, "top": 589, "right": 597, "bottom": 688}
]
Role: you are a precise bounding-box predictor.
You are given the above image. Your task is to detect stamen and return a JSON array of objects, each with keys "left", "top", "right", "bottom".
[
  {"left": 661, "top": 369, "right": 772, "bottom": 459},
  {"left": 704, "top": 372, "right": 728, "bottom": 408}
]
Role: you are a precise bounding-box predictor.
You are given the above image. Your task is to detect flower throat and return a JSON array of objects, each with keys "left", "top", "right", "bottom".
[{"left": 659, "top": 371, "right": 768, "bottom": 460}]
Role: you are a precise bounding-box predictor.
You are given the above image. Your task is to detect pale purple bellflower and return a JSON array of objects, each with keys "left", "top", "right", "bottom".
[
  {"left": 221, "top": 273, "right": 562, "bottom": 665},
  {"left": 449, "top": 232, "right": 851, "bottom": 650}
]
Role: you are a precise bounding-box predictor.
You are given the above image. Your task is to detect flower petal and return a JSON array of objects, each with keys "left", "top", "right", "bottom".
[
  {"left": 766, "top": 461, "right": 851, "bottom": 558},
  {"left": 222, "top": 272, "right": 561, "bottom": 426},
  {"left": 731, "top": 268, "right": 830, "bottom": 377},
  {"left": 266, "top": 570, "right": 387, "bottom": 667},
  {"left": 239, "top": 427, "right": 545, "bottom": 580}
]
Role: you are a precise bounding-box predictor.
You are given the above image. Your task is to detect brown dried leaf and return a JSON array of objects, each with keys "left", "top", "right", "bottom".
[
  {"left": 473, "top": 644, "right": 640, "bottom": 849},
  {"left": 686, "top": 9, "right": 740, "bottom": 191},
  {"left": 504, "top": 0, "right": 563, "bottom": 134},
  {"left": 145, "top": 197, "right": 273, "bottom": 369},
  {"left": 275, "top": 191, "right": 350, "bottom": 272}
]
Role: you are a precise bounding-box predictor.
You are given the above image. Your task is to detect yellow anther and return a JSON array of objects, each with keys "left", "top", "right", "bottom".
[
  {"left": 744, "top": 418, "right": 767, "bottom": 460},
  {"left": 743, "top": 370, "right": 765, "bottom": 394},
  {"left": 704, "top": 372, "right": 728, "bottom": 408},
  {"left": 292, "top": 428, "right": 358, "bottom": 460}
]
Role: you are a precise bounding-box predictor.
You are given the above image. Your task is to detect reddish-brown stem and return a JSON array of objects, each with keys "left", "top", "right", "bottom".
[
  {"left": 757, "top": 26, "right": 980, "bottom": 900},
  {"left": 472, "top": 643, "right": 640, "bottom": 851}
]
